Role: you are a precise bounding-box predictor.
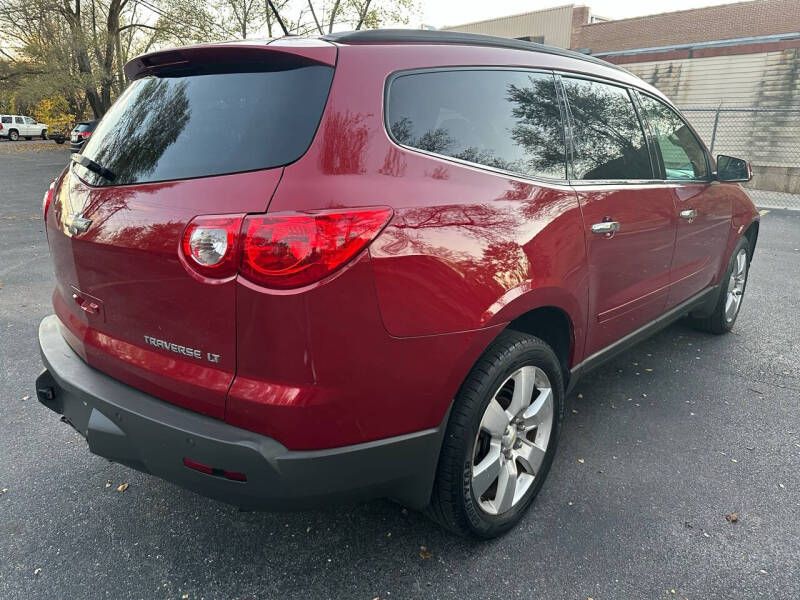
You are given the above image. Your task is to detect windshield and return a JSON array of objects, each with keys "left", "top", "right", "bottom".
[{"left": 75, "top": 66, "right": 334, "bottom": 187}]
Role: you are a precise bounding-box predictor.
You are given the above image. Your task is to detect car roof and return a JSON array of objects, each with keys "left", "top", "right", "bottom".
[
  {"left": 322, "top": 29, "right": 677, "bottom": 108},
  {"left": 322, "top": 29, "right": 625, "bottom": 73}
]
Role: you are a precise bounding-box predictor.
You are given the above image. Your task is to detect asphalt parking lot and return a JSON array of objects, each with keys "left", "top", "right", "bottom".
[{"left": 1, "top": 142, "right": 798, "bottom": 600}]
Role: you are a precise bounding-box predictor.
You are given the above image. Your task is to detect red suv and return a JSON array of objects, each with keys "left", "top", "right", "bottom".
[{"left": 36, "top": 31, "right": 759, "bottom": 538}]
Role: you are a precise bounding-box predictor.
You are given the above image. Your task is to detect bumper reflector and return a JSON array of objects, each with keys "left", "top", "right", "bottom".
[{"left": 183, "top": 457, "right": 247, "bottom": 482}]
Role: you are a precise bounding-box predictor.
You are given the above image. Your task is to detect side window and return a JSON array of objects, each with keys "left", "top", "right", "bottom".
[
  {"left": 638, "top": 94, "right": 708, "bottom": 180},
  {"left": 387, "top": 69, "right": 566, "bottom": 180},
  {"left": 14, "top": 117, "right": 24, "bottom": 124},
  {"left": 24, "top": 117, "right": 35, "bottom": 124},
  {"left": 1, "top": 116, "right": 11, "bottom": 124},
  {"left": 562, "top": 77, "right": 653, "bottom": 180}
]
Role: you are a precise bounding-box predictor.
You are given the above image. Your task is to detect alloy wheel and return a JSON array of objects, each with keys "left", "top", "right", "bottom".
[
  {"left": 471, "top": 365, "right": 554, "bottom": 515},
  {"left": 725, "top": 248, "right": 748, "bottom": 323}
]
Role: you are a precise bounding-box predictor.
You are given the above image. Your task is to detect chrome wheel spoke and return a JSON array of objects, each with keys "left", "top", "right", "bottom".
[
  {"left": 522, "top": 386, "right": 552, "bottom": 430},
  {"left": 472, "top": 446, "right": 502, "bottom": 497},
  {"left": 494, "top": 459, "right": 518, "bottom": 513},
  {"left": 515, "top": 439, "right": 546, "bottom": 475},
  {"left": 506, "top": 366, "right": 536, "bottom": 418},
  {"left": 736, "top": 251, "right": 746, "bottom": 277},
  {"left": 481, "top": 398, "right": 509, "bottom": 436},
  {"left": 725, "top": 294, "right": 735, "bottom": 318}
]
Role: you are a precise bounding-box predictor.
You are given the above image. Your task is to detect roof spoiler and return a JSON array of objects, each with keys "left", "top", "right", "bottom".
[{"left": 124, "top": 40, "right": 336, "bottom": 80}]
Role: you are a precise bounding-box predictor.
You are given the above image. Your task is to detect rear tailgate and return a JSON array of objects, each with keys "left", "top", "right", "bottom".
[{"left": 47, "top": 41, "right": 336, "bottom": 419}]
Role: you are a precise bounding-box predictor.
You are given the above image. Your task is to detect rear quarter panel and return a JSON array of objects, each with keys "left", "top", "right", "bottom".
[{"left": 269, "top": 44, "right": 590, "bottom": 366}]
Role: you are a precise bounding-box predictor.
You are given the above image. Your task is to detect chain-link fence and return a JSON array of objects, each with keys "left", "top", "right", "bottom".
[{"left": 681, "top": 106, "right": 800, "bottom": 210}]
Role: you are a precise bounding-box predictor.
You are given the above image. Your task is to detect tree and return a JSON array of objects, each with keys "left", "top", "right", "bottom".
[
  {"left": 299, "top": 0, "right": 415, "bottom": 35},
  {"left": 0, "top": 0, "right": 416, "bottom": 120}
]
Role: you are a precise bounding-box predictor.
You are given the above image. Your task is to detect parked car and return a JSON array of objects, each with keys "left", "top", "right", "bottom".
[
  {"left": 48, "top": 119, "right": 73, "bottom": 145},
  {"left": 70, "top": 120, "right": 98, "bottom": 153},
  {"left": 0, "top": 114, "right": 49, "bottom": 141},
  {"left": 35, "top": 31, "right": 758, "bottom": 538}
]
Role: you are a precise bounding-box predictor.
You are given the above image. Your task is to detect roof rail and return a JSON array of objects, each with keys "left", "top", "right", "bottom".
[{"left": 321, "top": 29, "right": 623, "bottom": 71}]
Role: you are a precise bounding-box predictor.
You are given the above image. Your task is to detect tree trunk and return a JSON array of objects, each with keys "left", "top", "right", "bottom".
[
  {"left": 355, "top": 0, "right": 373, "bottom": 30},
  {"left": 62, "top": 0, "right": 105, "bottom": 117},
  {"left": 327, "top": 0, "right": 340, "bottom": 33}
]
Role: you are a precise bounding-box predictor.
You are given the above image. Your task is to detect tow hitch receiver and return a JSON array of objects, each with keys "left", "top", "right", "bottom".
[{"left": 35, "top": 369, "right": 62, "bottom": 413}]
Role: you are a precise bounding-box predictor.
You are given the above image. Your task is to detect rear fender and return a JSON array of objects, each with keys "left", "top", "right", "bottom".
[{"left": 481, "top": 285, "right": 586, "bottom": 369}]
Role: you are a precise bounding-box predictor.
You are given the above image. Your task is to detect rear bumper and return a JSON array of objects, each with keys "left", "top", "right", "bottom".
[{"left": 36, "top": 315, "right": 445, "bottom": 510}]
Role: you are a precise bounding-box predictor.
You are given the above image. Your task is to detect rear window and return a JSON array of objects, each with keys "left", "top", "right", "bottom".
[
  {"left": 75, "top": 123, "right": 92, "bottom": 133},
  {"left": 75, "top": 66, "right": 334, "bottom": 186}
]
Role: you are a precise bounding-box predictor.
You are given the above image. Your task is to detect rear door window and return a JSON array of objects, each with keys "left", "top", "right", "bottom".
[
  {"left": 386, "top": 69, "right": 566, "bottom": 180},
  {"left": 76, "top": 66, "right": 334, "bottom": 187},
  {"left": 562, "top": 77, "right": 653, "bottom": 181},
  {"left": 638, "top": 94, "right": 708, "bottom": 180}
]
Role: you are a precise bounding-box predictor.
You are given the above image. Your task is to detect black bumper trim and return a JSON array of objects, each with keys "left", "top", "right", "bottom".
[{"left": 36, "top": 315, "right": 446, "bottom": 510}]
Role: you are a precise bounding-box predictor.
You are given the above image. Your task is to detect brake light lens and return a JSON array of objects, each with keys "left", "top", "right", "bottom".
[
  {"left": 181, "top": 215, "right": 243, "bottom": 278},
  {"left": 240, "top": 207, "right": 392, "bottom": 289},
  {"left": 42, "top": 181, "right": 55, "bottom": 221}
]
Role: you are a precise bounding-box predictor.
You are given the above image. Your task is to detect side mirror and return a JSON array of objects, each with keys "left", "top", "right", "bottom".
[{"left": 716, "top": 154, "right": 752, "bottom": 182}]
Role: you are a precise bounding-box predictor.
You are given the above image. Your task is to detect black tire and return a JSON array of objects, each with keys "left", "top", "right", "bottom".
[
  {"left": 427, "top": 330, "right": 564, "bottom": 538},
  {"left": 8, "top": 129, "right": 18, "bottom": 141},
  {"left": 689, "top": 237, "right": 751, "bottom": 334},
  {"left": 41, "top": 130, "right": 48, "bottom": 140}
]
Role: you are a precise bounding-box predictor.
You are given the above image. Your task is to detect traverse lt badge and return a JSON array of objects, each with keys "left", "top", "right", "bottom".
[{"left": 143, "top": 335, "right": 221, "bottom": 364}]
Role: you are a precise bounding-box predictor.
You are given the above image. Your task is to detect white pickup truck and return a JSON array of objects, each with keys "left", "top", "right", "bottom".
[{"left": 0, "top": 114, "right": 49, "bottom": 141}]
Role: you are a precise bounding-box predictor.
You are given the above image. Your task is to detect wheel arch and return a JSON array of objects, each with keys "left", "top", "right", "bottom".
[
  {"left": 743, "top": 219, "right": 759, "bottom": 258},
  {"left": 480, "top": 286, "right": 585, "bottom": 375},
  {"left": 505, "top": 306, "right": 575, "bottom": 387}
]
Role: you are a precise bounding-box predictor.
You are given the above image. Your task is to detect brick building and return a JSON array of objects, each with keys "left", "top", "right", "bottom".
[{"left": 571, "top": 0, "right": 800, "bottom": 54}]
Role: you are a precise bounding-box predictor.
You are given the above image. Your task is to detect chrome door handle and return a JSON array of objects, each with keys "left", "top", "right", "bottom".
[
  {"left": 680, "top": 209, "right": 698, "bottom": 220},
  {"left": 591, "top": 221, "right": 620, "bottom": 235}
]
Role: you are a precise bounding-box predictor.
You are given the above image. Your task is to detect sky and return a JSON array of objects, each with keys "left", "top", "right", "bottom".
[{"left": 421, "top": 0, "right": 739, "bottom": 29}]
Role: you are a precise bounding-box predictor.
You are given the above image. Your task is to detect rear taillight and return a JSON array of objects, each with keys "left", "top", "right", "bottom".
[
  {"left": 79, "top": 131, "right": 91, "bottom": 138},
  {"left": 240, "top": 208, "right": 392, "bottom": 289},
  {"left": 42, "top": 181, "right": 55, "bottom": 221},
  {"left": 180, "top": 208, "right": 392, "bottom": 288},
  {"left": 180, "top": 215, "right": 243, "bottom": 279}
]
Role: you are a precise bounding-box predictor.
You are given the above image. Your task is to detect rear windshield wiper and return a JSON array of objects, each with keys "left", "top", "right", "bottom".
[{"left": 71, "top": 153, "right": 116, "bottom": 182}]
